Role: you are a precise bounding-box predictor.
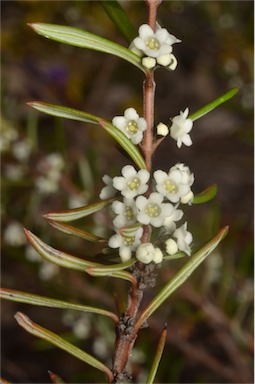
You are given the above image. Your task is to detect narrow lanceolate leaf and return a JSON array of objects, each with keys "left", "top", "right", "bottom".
[
  {"left": 24, "top": 229, "right": 100, "bottom": 271},
  {"left": 119, "top": 222, "right": 142, "bottom": 237},
  {"left": 193, "top": 184, "right": 218, "bottom": 204},
  {"left": 146, "top": 325, "right": 167, "bottom": 384},
  {"left": 189, "top": 88, "right": 238, "bottom": 121},
  {"left": 46, "top": 220, "right": 106, "bottom": 243},
  {"left": 28, "top": 102, "right": 146, "bottom": 170},
  {"left": 28, "top": 23, "right": 144, "bottom": 72},
  {"left": 135, "top": 227, "right": 229, "bottom": 330},
  {"left": 86, "top": 264, "right": 135, "bottom": 283},
  {"left": 101, "top": 1, "right": 137, "bottom": 43},
  {"left": 43, "top": 199, "right": 113, "bottom": 222},
  {"left": 0, "top": 289, "right": 118, "bottom": 323},
  {"left": 15, "top": 312, "right": 113, "bottom": 382}
]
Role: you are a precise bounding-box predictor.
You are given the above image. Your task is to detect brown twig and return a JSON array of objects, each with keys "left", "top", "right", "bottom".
[{"left": 111, "top": 1, "right": 161, "bottom": 382}]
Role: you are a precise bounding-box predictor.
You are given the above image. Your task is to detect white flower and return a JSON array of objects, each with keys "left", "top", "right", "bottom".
[
  {"left": 108, "top": 227, "right": 143, "bottom": 262},
  {"left": 142, "top": 57, "right": 156, "bottom": 69},
  {"left": 136, "top": 242, "right": 155, "bottom": 264},
  {"left": 113, "top": 165, "right": 150, "bottom": 199},
  {"left": 136, "top": 242, "right": 164, "bottom": 264},
  {"left": 12, "top": 139, "right": 32, "bottom": 162},
  {"left": 157, "top": 53, "right": 178, "bottom": 70},
  {"left": 5, "top": 164, "right": 25, "bottom": 181},
  {"left": 170, "top": 108, "right": 193, "bottom": 148},
  {"left": 136, "top": 192, "right": 174, "bottom": 227},
  {"left": 112, "top": 198, "right": 138, "bottom": 228},
  {"left": 99, "top": 175, "right": 116, "bottom": 200},
  {"left": 156, "top": 122, "right": 169, "bottom": 136},
  {"left": 39, "top": 261, "right": 59, "bottom": 281},
  {"left": 132, "top": 24, "right": 180, "bottom": 59},
  {"left": 4, "top": 222, "right": 26, "bottom": 246},
  {"left": 154, "top": 163, "right": 194, "bottom": 203},
  {"left": 165, "top": 238, "right": 178, "bottom": 256},
  {"left": 112, "top": 108, "right": 147, "bottom": 144},
  {"left": 35, "top": 176, "right": 59, "bottom": 194},
  {"left": 181, "top": 190, "right": 194, "bottom": 205},
  {"left": 153, "top": 247, "right": 163, "bottom": 264},
  {"left": 173, "top": 222, "right": 193, "bottom": 256},
  {"left": 164, "top": 207, "right": 184, "bottom": 232}
]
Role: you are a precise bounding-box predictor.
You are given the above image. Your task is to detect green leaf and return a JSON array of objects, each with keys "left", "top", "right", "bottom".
[
  {"left": 46, "top": 220, "right": 106, "bottom": 243},
  {"left": 146, "top": 325, "right": 167, "bottom": 384},
  {"left": 193, "top": 184, "right": 218, "bottom": 204},
  {"left": 135, "top": 227, "right": 229, "bottom": 330},
  {"left": 86, "top": 259, "right": 136, "bottom": 283},
  {"left": 101, "top": 1, "right": 137, "bottom": 44},
  {"left": 24, "top": 229, "right": 101, "bottom": 271},
  {"left": 118, "top": 222, "right": 142, "bottom": 237},
  {"left": 0, "top": 288, "right": 118, "bottom": 322},
  {"left": 43, "top": 198, "right": 113, "bottom": 222},
  {"left": 28, "top": 102, "right": 146, "bottom": 170},
  {"left": 28, "top": 23, "right": 144, "bottom": 72},
  {"left": 189, "top": 88, "right": 238, "bottom": 121},
  {"left": 15, "top": 312, "right": 113, "bottom": 381}
]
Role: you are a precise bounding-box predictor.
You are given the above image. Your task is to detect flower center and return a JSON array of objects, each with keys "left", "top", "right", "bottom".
[
  {"left": 124, "top": 206, "right": 134, "bottom": 221},
  {"left": 145, "top": 203, "right": 161, "bottom": 218},
  {"left": 145, "top": 37, "right": 160, "bottom": 51},
  {"left": 164, "top": 180, "right": 178, "bottom": 194},
  {"left": 127, "top": 177, "right": 141, "bottom": 191},
  {"left": 123, "top": 236, "right": 135, "bottom": 246},
  {"left": 126, "top": 120, "right": 138, "bottom": 135}
]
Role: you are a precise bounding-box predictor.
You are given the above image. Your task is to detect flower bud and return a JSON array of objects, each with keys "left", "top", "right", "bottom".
[
  {"left": 165, "top": 238, "right": 178, "bottom": 255},
  {"left": 157, "top": 122, "right": 169, "bottom": 136},
  {"left": 136, "top": 242, "right": 154, "bottom": 264},
  {"left": 142, "top": 57, "right": 156, "bottom": 69}
]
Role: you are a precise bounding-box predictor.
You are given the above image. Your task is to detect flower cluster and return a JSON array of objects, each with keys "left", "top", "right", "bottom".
[
  {"left": 100, "top": 163, "right": 194, "bottom": 263},
  {"left": 130, "top": 24, "right": 181, "bottom": 70},
  {"left": 98, "top": 23, "right": 195, "bottom": 264}
]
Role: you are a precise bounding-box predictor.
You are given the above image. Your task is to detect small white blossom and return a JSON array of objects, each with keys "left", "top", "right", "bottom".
[
  {"left": 136, "top": 192, "right": 174, "bottom": 227},
  {"left": 165, "top": 238, "right": 178, "bottom": 256},
  {"left": 4, "top": 222, "right": 26, "bottom": 246},
  {"left": 170, "top": 108, "right": 193, "bottom": 148},
  {"left": 112, "top": 198, "right": 137, "bottom": 228},
  {"left": 153, "top": 247, "right": 163, "bottom": 264},
  {"left": 39, "top": 262, "right": 59, "bottom": 280},
  {"left": 5, "top": 164, "right": 25, "bottom": 181},
  {"left": 164, "top": 207, "right": 184, "bottom": 232},
  {"left": 99, "top": 175, "right": 116, "bottom": 200},
  {"left": 136, "top": 243, "right": 163, "bottom": 264},
  {"left": 112, "top": 108, "right": 147, "bottom": 145},
  {"left": 108, "top": 227, "right": 143, "bottom": 262},
  {"left": 132, "top": 24, "right": 180, "bottom": 59},
  {"left": 173, "top": 222, "right": 193, "bottom": 256},
  {"left": 181, "top": 190, "right": 194, "bottom": 205},
  {"left": 157, "top": 53, "right": 178, "bottom": 69},
  {"left": 136, "top": 242, "right": 155, "bottom": 264},
  {"left": 26, "top": 245, "right": 41, "bottom": 262},
  {"left": 154, "top": 163, "right": 194, "bottom": 203},
  {"left": 156, "top": 122, "right": 169, "bottom": 136},
  {"left": 35, "top": 176, "right": 59, "bottom": 194},
  {"left": 142, "top": 57, "right": 156, "bottom": 69},
  {"left": 12, "top": 139, "right": 32, "bottom": 162},
  {"left": 113, "top": 165, "right": 150, "bottom": 199}
]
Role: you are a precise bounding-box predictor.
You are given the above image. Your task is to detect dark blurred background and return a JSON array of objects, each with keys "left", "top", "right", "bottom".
[{"left": 1, "top": 1, "right": 253, "bottom": 383}]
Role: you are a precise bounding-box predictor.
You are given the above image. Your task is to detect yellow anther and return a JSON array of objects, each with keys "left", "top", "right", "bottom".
[
  {"left": 126, "top": 120, "right": 138, "bottom": 134},
  {"left": 145, "top": 37, "right": 160, "bottom": 51},
  {"left": 164, "top": 180, "right": 178, "bottom": 193},
  {"left": 123, "top": 236, "right": 135, "bottom": 246},
  {"left": 145, "top": 203, "right": 161, "bottom": 217},
  {"left": 124, "top": 207, "right": 134, "bottom": 221},
  {"left": 127, "top": 177, "right": 141, "bottom": 191}
]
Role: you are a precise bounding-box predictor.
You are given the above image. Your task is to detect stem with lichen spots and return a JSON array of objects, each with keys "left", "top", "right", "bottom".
[{"left": 111, "top": 1, "right": 161, "bottom": 383}]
